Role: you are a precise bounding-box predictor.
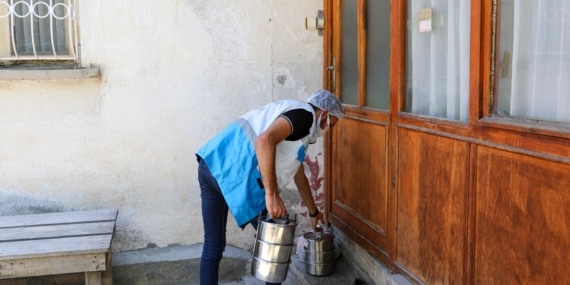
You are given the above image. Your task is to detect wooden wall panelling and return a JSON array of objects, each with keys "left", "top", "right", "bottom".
[
  {"left": 331, "top": 117, "right": 389, "bottom": 249},
  {"left": 396, "top": 128, "right": 468, "bottom": 285},
  {"left": 474, "top": 146, "right": 570, "bottom": 284}
]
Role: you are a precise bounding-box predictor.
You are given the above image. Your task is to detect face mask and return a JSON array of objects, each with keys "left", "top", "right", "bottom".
[{"left": 316, "top": 112, "right": 330, "bottom": 137}]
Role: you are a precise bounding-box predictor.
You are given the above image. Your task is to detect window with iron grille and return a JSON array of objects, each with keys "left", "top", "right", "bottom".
[{"left": 0, "top": 0, "right": 78, "bottom": 62}]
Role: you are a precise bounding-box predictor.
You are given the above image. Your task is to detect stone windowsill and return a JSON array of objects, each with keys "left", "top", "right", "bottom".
[{"left": 0, "top": 68, "right": 100, "bottom": 81}]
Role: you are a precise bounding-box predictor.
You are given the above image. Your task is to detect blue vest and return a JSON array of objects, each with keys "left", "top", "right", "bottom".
[{"left": 196, "top": 100, "right": 316, "bottom": 227}]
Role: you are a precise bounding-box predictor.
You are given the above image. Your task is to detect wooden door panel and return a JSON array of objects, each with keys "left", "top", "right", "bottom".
[
  {"left": 396, "top": 128, "right": 467, "bottom": 285},
  {"left": 474, "top": 146, "right": 570, "bottom": 284},
  {"left": 331, "top": 117, "right": 389, "bottom": 240}
]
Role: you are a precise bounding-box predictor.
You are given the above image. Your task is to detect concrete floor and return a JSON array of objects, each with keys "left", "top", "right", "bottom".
[
  {"left": 111, "top": 242, "right": 410, "bottom": 285},
  {"left": 0, "top": 235, "right": 411, "bottom": 285},
  {"left": 111, "top": 244, "right": 363, "bottom": 285}
]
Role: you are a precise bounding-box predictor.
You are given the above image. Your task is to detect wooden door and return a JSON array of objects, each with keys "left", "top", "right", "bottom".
[
  {"left": 322, "top": 1, "right": 570, "bottom": 284},
  {"left": 324, "top": 0, "right": 394, "bottom": 265}
]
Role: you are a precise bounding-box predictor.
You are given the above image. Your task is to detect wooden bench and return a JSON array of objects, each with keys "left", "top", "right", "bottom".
[{"left": 0, "top": 209, "right": 118, "bottom": 285}]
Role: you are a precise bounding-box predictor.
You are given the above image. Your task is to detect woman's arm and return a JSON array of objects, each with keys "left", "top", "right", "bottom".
[
  {"left": 256, "top": 117, "right": 292, "bottom": 219},
  {"left": 294, "top": 164, "right": 324, "bottom": 231}
]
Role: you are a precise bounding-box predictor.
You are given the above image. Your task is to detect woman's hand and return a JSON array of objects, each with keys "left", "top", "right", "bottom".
[
  {"left": 265, "top": 193, "right": 287, "bottom": 219},
  {"left": 310, "top": 209, "right": 325, "bottom": 232}
]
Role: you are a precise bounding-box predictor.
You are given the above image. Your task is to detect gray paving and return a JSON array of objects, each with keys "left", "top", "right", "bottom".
[
  {"left": 111, "top": 243, "right": 408, "bottom": 285},
  {"left": 112, "top": 243, "right": 358, "bottom": 285},
  {"left": 0, "top": 243, "right": 409, "bottom": 285}
]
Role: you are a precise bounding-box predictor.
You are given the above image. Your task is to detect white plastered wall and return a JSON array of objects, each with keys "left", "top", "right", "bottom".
[{"left": 0, "top": 0, "right": 326, "bottom": 252}]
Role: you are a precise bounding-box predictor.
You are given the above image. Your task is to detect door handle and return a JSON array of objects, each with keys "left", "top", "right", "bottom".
[{"left": 328, "top": 57, "right": 336, "bottom": 92}]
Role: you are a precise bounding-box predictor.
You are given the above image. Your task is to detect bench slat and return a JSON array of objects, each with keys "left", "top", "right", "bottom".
[
  {"left": 0, "top": 221, "right": 116, "bottom": 242},
  {"left": 0, "top": 209, "right": 118, "bottom": 228},
  {"left": 0, "top": 209, "right": 117, "bottom": 285},
  {"left": 0, "top": 234, "right": 112, "bottom": 260},
  {"left": 0, "top": 253, "right": 107, "bottom": 279}
]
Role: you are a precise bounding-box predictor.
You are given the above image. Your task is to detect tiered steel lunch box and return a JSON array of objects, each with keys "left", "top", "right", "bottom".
[
  {"left": 303, "top": 231, "right": 335, "bottom": 276},
  {"left": 251, "top": 215, "right": 297, "bottom": 283}
]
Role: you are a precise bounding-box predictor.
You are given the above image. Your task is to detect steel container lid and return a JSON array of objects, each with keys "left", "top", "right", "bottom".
[{"left": 303, "top": 231, "right": 334, "bottom": 242}]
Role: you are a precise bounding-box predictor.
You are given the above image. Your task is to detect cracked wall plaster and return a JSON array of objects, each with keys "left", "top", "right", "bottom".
[{"left": 0, "top": 0, "right": 324, "bottom": 252}]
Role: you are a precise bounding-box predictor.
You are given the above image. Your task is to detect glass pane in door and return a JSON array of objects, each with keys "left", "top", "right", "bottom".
[
  {"left": 405, "top": 0, "right": 470, "bottom": 121},
  {"left": 341, "top": 0, "right": 358, "bottom": 105},
  {"left": 495, "top": 0, "right": 570, "bottom": 123},
  {"left": 366, "top": 0, "right": 391, "bottom": 110}
]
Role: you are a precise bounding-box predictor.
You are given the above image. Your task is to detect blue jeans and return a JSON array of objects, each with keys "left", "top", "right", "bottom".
[{"left": 198, "top": 158, "right": 280, "bottom": 285}]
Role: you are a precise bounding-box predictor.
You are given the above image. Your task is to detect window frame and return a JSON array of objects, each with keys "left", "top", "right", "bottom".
[
  {"left": 476, "top": 0, "right": 570, "bottom": 139},
  {"left": 330, "top": 0, "right": 392, "bottom": 124},
  {"left": 0, "top": 0, "right": 79, "bottom": 63}
]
